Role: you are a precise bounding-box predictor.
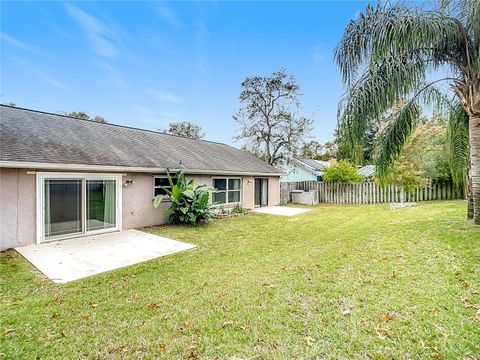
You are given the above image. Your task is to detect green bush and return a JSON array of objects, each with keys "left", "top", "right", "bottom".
[
  {"left": 153, "top": 171, "right": 214, "bottom": 225},
  {"left": 323, "top": 160, "right": 364, "bottom": 183}
]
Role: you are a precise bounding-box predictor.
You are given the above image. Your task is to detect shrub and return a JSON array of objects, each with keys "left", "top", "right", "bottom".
[
  {"left": 231, "top": 203, "right": 246, "bottom": 214},
  {"left": 323, "top": 160, "right": 363, "bottom": 183},
  {"left": 153, "top": 171, "right": 214, "bottom": 225}
]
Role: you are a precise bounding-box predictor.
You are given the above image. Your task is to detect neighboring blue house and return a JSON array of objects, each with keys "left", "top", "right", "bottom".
[{"left": 281, "top": 158, "right": 331, "bottom": 182}]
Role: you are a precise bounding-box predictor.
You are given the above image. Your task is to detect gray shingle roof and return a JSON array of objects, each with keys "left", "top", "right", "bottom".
[
  {"left": 0, "top": 105, "right": 282, "bottom": 175},
  {"left": 357, "top": 165, "right": 376, "bottom": 177},
  {"left": 297, "top": 158, "right": 331, "bottom": 172}
]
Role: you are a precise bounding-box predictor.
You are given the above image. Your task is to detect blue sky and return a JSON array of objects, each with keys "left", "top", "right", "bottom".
[{"left": 1, "top": 1, "right": 369, "bottom": 146}]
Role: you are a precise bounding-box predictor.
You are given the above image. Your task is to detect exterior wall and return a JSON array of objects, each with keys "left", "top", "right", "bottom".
[
  {"left": 242, "top": 176, "right": 255, "bottom": 209},
  {"left": 0, "top": 168, "right": 281, "bottom": 249},
  {"left": 0, "top": 168, "right": 36, "bottom": 249},
  {"left": 121, "top": 173, "right": 214, "bottom": 229},
  {"left": 281, "top": 163, "right": 319, "bottom": 182},
  {"left": 121, "top": 173, "right": 166, "bottom": 230},
  {"left": 267, "top": 176, "right": 280, "bottom": 206}
]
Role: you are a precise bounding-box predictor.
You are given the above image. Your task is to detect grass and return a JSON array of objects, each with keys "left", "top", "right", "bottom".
[{"left": 1, "top": 201, "right": 479, "bottom": 359}]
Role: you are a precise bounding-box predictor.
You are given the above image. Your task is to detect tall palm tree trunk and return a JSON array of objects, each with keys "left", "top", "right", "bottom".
[
  {"left": 470, "top": 114, "right": 480, "bottom": 224},
  {"left": 467, "top": 162, "right": 473, "bottom": 219}
]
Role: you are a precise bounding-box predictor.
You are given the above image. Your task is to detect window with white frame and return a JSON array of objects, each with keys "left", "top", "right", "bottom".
[
  {"left": 153, "top": 175, "right": 175, "bottom": 196},
  {"left": 212, "top": 178, "right": 241, "bottom": 204}
]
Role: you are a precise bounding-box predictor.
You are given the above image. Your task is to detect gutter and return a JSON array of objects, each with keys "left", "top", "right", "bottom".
[{"left": 0, "top": 161, "right": 285, "bottom": 177}]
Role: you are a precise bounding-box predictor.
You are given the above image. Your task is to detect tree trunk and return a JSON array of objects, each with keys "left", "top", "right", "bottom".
[
  {"left": 469, "top": 114, "right": 480, "bottom": 224},
  {"left": 467, "top": 163, "right": 473, "bottom": 219}
]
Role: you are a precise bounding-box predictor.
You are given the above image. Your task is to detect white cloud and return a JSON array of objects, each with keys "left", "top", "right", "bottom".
[
  {"left": 1, "top": 32, "right": 40, "bottom": 54},
  {"left": 65, "top": 4, "right": 117, "bottom": 58},
  {"left": 149, "top": 90, "right": 184, "bottom": 104},
  {"left": 156, "top": 5, "right": 183, "bottom": 29},
  {"left": 8, "top": 56, "right": 72, "bottom": 92}
]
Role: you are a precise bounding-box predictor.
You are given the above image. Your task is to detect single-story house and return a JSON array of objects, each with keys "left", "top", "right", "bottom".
[
  {"left": 0, "top": 105, "right": 283, "bottom": 250},
  {"left": 281, "top": 158, "right": 331, "bottom": 182},
  {"left": 357, "top": 164, "right": 376, "bottom": 179}
]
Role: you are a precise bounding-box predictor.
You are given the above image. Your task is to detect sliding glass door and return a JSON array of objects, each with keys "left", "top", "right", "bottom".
[
  {"left": 44, "top": 179, "right": 82, "bottom": 238},
  {"left": 39, "top": 173, "right": 121, "bottom": 243},
  {"left": 86, "top": 180, "right": 116, "bottom": 231}
]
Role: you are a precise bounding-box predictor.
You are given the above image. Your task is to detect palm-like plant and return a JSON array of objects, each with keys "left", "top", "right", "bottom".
[
  {"left": 153, "top": 171, "right": 214, "bottom": 225},
  {"left": 335, "top": 1, "right": 480, "bottom": 223}
]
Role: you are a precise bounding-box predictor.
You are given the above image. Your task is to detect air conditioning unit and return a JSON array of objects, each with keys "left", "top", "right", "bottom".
[{"left": 291, "top": 190, "right": 318, "bottom": 205}]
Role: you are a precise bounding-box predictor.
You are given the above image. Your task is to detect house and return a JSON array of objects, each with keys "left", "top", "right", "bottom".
[
  {"left": 357, "top": 164, "right": 376, "bottom": 180},
  {"left": 281, "top": 158, "right": 331, "bottom": 182},
  {"left": 0, "top": 105, "right": 283, "bottom": 250}
]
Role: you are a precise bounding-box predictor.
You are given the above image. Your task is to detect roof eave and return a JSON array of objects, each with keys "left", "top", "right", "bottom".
[{"left": 0, "top": 161, "right": 284, "bottom": 177}]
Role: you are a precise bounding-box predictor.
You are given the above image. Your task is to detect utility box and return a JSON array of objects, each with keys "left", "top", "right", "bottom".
[{"left": 291, "top": 190, "right": 318, "bottom": 205}]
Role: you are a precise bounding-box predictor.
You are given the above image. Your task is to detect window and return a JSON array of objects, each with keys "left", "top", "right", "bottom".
[
  {"left": 212, "top": 178, "right": 241, "bottom": 204},
  {"left": 153, "top": 175, "right": 175, "bottom": 196}
]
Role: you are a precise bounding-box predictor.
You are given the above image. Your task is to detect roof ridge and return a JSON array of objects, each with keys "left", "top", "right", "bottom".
[{"left": 0, "top": 104, "right": 229, "bottom": 147}]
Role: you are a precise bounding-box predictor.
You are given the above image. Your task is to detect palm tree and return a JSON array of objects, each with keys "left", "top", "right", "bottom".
[{"left": 335, "top": 1, "right": 480, "bottom": 223}]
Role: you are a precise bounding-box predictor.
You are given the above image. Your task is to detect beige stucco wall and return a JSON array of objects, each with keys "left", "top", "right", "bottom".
[
  {"left": 0, "top": 168, "right": 36, "bottom": 249},
  {"left": 242, "top": 176, "right": 255, "bottom": 209},
  {"left": 0, "top": 169, "right": 280, "bottom": 249},
  {"left": 267, "top": 176, "right": 280, "bottom": 206}
]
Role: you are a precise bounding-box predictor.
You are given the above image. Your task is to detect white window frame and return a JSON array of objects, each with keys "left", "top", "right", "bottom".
[
  {"left": 212, "top": 177, "right": 242, "bottom": 205},
  {"left": 36, "top": 172, "right": 122, "bottom": 245},
  {"left": 153, "top": 174, "right": 175, "bottom": 199}
]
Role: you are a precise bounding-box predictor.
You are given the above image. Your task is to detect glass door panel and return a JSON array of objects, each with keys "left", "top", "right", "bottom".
[
  {"left": 44, "top": 179, "right": 82, "bottom": 238},
  {"left": 86, "top": 180, "right": 116, "bottom": 231}
]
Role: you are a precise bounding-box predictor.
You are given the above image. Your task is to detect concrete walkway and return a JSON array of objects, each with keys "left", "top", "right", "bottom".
[
  {"left": 15, "top": 230, "right": 196, "bottom": 284},
  {"left": 253, "top": 206, "right": 311, "bottom": 216}
]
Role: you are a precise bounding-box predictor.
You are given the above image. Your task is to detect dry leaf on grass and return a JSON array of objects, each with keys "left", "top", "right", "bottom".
[
  {"left": 147, "top": 302, "right": 158, "bottom": 309},
  {"left": 380, "top": 313, "right": 394, "bottom": 322},
  {"left": 222, "top": 320, "right": 235, "bottom": 327},
  {"left": 375, "top": 327, "right": 386, "bottom": 340},
  {"left": 305, "top": 336, "right": 314, "bottom": 347},
  {"left": 81, "top": 315, "right": 89, "bottom": 321},
  {"left": 4, "top": 328, "right": 14, "bottom": 334},
  {"left": 342, "top": 306, "right": 354, "bottom": 316},
  {"left": 158, "top": 344, "right": 167, "bottom": 352},
  {"left": 184, "top": 321, "right": 191, "bottom": 328}
]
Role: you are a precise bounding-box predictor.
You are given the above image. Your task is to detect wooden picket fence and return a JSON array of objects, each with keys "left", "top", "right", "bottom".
[{"left": 280, "top": 181, "right": 463, "bottom": 205}]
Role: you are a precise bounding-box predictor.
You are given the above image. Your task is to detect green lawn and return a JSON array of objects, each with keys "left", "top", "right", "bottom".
[{"left": 1, "top": 201, "right": 479, "bottom": 359}]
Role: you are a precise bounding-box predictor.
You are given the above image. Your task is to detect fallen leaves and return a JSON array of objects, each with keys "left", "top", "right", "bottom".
[
  {"left": 147, "top": 302, "right": 158, "bottom": 309},
  {"left": 158, "top": 344, "right": 167, "bottom": 352},
  {"left": 81, "top": 315, "right": 89, "bottom": 321},
  {"left": 375, "top": 327, "right": 386, "bottom": 340},
  {"left": 305, "top": 336, "right": 314, "bottom": 347},
  {"left": 341, "top": 306, "right": 354, "bottom": 316},
  {"left": 179, "top": 320, "right": 192, "bottom": 334},
  {"left": 87, "top": 301, "right": 98, "bottom": 308},
  {"left": 380, "top": 313, "right": 394, "bottom": 322},
  {"left": 4, "top": 328, "right": 14, "bottom": 334},
  {"left": 222, "top": 320, "right": 235, "bottom": 328}
]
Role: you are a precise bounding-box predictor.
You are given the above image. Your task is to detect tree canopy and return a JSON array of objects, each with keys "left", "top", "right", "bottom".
[
  {"left": 233, "top": 69, "right": 313, "bottom": 166},
  {"left": 335, "top": 0, "right": 480, "bottom": 222},
  {"left": 59, "top": 111, "right": 107, "bottom": 123},
  {"left": 162, "top": 121, "right": 205, "bottom": 140}
]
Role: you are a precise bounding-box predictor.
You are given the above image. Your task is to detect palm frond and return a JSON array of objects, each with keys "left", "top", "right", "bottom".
[
  {"left": 335, "top": 3, "right": 462, "bottom": 87},
  {"left": 373, "top": 99, "right": 421, "bottom": 178}
]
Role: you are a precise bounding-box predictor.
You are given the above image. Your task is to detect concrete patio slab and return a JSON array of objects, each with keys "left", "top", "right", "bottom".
[
  {"left": 15, "top": 230, "right": 196, "bottom": 284},
  {"left": 253, "top": 206, "right": 311, "bottom": 216}
]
